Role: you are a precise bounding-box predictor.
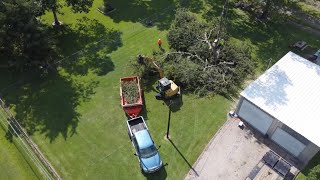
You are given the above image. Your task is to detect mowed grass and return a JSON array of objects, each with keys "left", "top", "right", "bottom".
[
  {"left": 1, "top": 0, "right": 319, "bottom": 179},
  {"left": 0, "top": 127, "right": 39, "bottom": 179},
  {"left": 2, "top": 0, "right": 231, "bottom": 179}
]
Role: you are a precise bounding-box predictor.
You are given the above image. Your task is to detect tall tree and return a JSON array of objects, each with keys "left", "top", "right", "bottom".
[
  {"left": 0, "top": 0, "right": 56, "bottom": 72},
  {"left": 36, "top": 0, "right": 94, "bottom": 26}
]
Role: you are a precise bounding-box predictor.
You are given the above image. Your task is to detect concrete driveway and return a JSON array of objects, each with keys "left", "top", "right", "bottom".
[
  {"left": 185, "top": 118, "right": 268, "bottom": 180},
  {"left": 185, "top": 116, "right": 301, "bottom": 180}
]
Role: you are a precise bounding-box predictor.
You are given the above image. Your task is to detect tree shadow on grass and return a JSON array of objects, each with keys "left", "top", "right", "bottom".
[
  {"left": 224, "top": 7, "right": 320, "bottom": 70},
  {"left": 103, "top": 0, "right": 176, "bottom": 30},
  {"left": 5, "top": 73, "right": 99, "bottom": 142},
  {"left": 202, "top": 0, "right": 225, "bottom": 21},
  {"left": 202, "top": 1, "right": 289, "bottom": 69},
  {"left": 175, "top": 0, "right": 206, "bottom": 14},
  {"left": 0, "top": 18, "right": 122, "bottom": 142},
  {"left": 53, "top": 17, "right": 122, "bottom": 76}
]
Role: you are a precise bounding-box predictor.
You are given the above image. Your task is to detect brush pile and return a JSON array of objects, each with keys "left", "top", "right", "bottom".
[{"left": 122, "top": 81, "right": 139, "bottom": 104}]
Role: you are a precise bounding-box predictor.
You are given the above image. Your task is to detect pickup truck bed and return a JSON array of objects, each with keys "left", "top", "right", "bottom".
[
  {"left": 128, "top": 116, "right": 147, "bottom": 134},
  {"left": 126, "top": 116, "right": 163, "bottom": 173}
]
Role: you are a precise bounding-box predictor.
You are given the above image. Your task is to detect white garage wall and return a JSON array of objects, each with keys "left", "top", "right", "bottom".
[
  {"left": 271, "top": 128, "right": 306, "bottom": 157},
  {"left": 238, "top": 99, "right": 273, "bottom": 134}
]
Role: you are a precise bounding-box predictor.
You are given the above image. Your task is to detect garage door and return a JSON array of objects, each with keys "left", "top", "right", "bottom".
[
  {"left": 238, "top": 99, "right": 273, "bottom": 135},
  {"left": 271, "top": 128, "right": 306, "bottom": 157}
]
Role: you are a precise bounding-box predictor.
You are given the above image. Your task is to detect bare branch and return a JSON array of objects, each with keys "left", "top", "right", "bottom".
[
  {"left": 219, "top": 61, "right": 235, "bottom": 65},
  {"left": 164, "top": 51, "right": 205, "bottom": 63}
]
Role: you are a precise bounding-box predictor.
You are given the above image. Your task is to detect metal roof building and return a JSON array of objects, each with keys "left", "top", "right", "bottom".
[{"left": 236, "top": 52, "right": 320, "bottom": 166}]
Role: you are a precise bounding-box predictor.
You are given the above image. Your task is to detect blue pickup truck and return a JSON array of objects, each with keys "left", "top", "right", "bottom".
[{"left": 127, "top": 116, "right": 163, "bottom": 173}]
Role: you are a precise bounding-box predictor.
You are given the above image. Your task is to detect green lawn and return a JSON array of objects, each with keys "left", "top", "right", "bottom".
[
  {"left": 3, "top": 0, "right": 231, "bottom": 179},
  {"left": 0, "top": 125, "right": 39, "bottom": 179},
  {"left": 1, "top": 0, "right": 320, "bottom": 179}
]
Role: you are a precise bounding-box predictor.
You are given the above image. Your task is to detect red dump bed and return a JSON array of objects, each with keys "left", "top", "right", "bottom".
[{"left": 120, "top": 76, "right": 143, "bottom": 118}]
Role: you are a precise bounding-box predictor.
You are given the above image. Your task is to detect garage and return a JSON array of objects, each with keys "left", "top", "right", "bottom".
[
  {"left": 271, "top": 128, "right": 306, "bottom": 157},
  {"left": 235, "top": 52, "right": 320, "bottom": 166},
  {"left": 238, "top": 99, "right": 273, "bottom": 135}
]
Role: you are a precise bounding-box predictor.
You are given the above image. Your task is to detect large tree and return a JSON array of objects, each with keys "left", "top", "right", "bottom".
[
  {"left": 36, "top": 0, "right": 94, "bottom": 26},
  {"left": 0, "top": 0, "right": 56, "bottom": 72},
  {"left": 165, "top": 9, "right": 255, "bottom": 96}
]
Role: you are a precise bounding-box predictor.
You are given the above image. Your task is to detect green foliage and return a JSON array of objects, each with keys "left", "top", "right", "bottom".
[
  {"left": 168, "top": 9, "right": 205, "bottom": 52},
  {"left": 1, "top": 2, "right": 232, "bottom": 178},
  {"left": 0, "top": 0, "right": 56, "bottom": 72},
  {"left": 36, "top": 0, "right": 93, "bottom": 14},
  {"left": 65, "top": 0, "right": 94, "bottom": 13},
  {"left": 308, "top": 165, "right": 320, "bottom": 180},
  {"left": 121, "top": 81, "right": 139, "bottom": 104},
  {"left": 165, "top": 9, "right": 255, "bottom": 96},
  {"left": 294, "top": 1, "right": 320, "bottom": 19},
  {"left": 298, "top": 152, "right": 320, "bottom": 180},
  {"left": 245, "top": 0, "right": 296, "bottom": 19},
  {"left": 35, "top": 0, "right": 93, "bottom": 24},
  {"left": 131, "top": 51, "right": 165, "bottom": 82}
]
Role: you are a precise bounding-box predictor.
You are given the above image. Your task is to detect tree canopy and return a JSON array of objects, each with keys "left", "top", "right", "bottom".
[
  {"left": 135, "top": 9, "right": 255, "bottom": 96},
  {"left": 35, "top": 0, "right": 94, "bottom": 25},
  {"left": 0, "top": 0, "right": 56, "bottom": 72}
]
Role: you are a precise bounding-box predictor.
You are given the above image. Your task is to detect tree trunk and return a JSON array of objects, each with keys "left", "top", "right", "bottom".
[{"left": 52, "top": 8, "right": 60, "bottom": 26}]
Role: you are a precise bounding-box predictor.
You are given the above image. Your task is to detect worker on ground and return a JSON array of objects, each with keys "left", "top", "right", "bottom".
[{"left": 157, "top": 39, "right": 162, "bottom": 48}]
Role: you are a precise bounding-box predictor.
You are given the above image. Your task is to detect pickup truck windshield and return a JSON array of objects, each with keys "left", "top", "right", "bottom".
[{"left": 140, "top": 145, "right": 157, "bottom": 158}]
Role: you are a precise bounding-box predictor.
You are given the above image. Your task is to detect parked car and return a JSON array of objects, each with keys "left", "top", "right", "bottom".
[{"left": 127, "top": 116, "right": 163, "bottom": 173}]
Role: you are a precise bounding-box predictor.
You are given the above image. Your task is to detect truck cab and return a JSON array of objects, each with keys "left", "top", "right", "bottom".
[{"left": 127, "top": 116, "right": 163, "bottom": 173}]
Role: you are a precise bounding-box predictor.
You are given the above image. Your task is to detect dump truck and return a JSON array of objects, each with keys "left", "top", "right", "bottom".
[
  {"left": 127, "top": 116, "right": 163, "bottom": 173},
  {"left": 120, "top": 76, "right": 143, "bottom": 118}
]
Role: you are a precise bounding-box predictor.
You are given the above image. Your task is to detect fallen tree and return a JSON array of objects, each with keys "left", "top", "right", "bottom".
[
  {"left": 165, "top": 9, "right": 255, "bottom": 96},
  {"left": 133, "top": 9, "right": 255, "bottom": 96}
]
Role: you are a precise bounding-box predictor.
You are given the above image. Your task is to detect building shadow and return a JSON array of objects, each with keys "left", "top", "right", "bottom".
[{"left": 168, "top": 139, "right": 199, "bottom": 177}]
